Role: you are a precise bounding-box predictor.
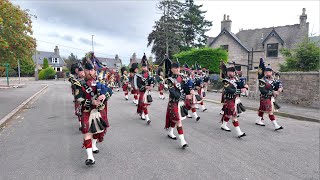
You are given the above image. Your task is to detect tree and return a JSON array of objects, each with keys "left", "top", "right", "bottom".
[
  {"left": 64, "top": 53, "right": 79, "bottom": 71},
  {"left": 148, "top": 0, "right": 184, "bottom": 64},
  {"left": 173, "top": 47, "right": 228, "bottom": 73},
  {"left": 43, "top": 58, "right": 49, "bottom": 69},
  {"left": 0, "top": 0, "right": 36, "bottom": 68},
  {"left": 181, "top": 0, "right": 212, "bottom": 48},
  {"left": 20, "top": 58, "right": 35, "bottom": 76},
  {"left": 280, "top": 39, "right": 320, "bottom": 72}
]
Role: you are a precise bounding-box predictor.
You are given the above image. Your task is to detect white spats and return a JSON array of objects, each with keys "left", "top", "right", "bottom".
[
  {"left": 145, "top": 114, "right": 151, "bottom": 124},
  {"left": 79, "top": 121, "right": 82, "bottom": 128},
  {"left": 141, "top": 112, "right": 146, "bottom": 120},
  {"left": 167, "top": 127, "right": 177, "bottom": 139},
  {"left": 92, "top": 139, "right": 98, "bottom": 152},
  {"left": 256, "top": 117, "right": 265, "bottom": 126},
  {"left": 234, "top": 126, "right": 246, "bottom": 137},
  {"left": 187, "top": 114, "right": 192, "bottom": 118},
  {"left": 201, "top": 105, "right": 207, "bottom": 112},
  {"left": 145, "top": 114, "right": 150, "bottom": 121},
  {"left": 272, "top": 120, "right": 282, "bottom": 130},
  {"left": 192, "top": 112, "right": 199, "bottom": 119},
  {"left": 125, "top": 95, "right": 128, "bottom": 100},
  {"left": 86, "top": 148, "right": 95, "bottom": 161},
  {"left": 221, "top": 121, "right": 231, "bottom": 131},
  {"left": 178, "top": 134, "right": 188, "bottom": 148}
]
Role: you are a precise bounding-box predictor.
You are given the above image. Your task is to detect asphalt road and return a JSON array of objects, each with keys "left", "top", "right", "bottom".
[{"left": 0, "top": 81, "right": 319, "bottom": 180}]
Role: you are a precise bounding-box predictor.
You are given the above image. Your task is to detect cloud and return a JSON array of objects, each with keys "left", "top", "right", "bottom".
[{"left": 78, "top": 37, "right": 103, "bottom": 47}]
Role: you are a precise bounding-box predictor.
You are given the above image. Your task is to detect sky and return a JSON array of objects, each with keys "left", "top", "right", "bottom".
[{"left": 12, "top": 0, "right": 320, "bottom": 65}]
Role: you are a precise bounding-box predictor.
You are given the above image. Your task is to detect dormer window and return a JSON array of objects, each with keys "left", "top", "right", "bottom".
[{"left": 267, "top": 43, "right": 278, "bottom": 57}]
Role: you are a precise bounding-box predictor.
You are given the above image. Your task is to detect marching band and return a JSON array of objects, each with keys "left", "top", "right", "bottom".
[{"left": 68, "top": 53, "right": 284, "bottom": 166}]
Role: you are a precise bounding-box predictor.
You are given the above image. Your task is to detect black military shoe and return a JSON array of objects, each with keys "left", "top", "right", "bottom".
[
  {"left": 167, "top": 135, "right": 177, "bottom": 140},
  {"left": 238, "top": 133, "right": 246, "bottom": 138},
  {"left": 196, "top": 117, "right": 200, "bottom": 121},
  {"left": 182, "top": 144, "right": 189, "bottom": 149},
  {"left": 147, "top": 120, "right": 151, "bottom": 125},
  {"left": 275, "top": 126, "right": 283, "bottom": 131},
  {"left": 93, "top": 150, "right": 99, "bottom": 154},
  {"left": 203, "top": 108, "right": 207, "bottom": 112},
  {"left": 85, "top": 159, "right": 95, "bottom": 166}
]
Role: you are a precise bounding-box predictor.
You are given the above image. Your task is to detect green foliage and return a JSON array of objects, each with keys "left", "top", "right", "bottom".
[
  {"left": 173, "top": 47, "right": 228, "bottom": 73},
  {"left": 65, "top": 53, "right": 79, "bottom": 71},
  {"left": 148, "top": 0, "right": 212, "bottom": 64},
  {"left": 280, "top": 40, "right": 320, "bottom": 72},
  {"left": 181, "top": 0, "right": 212, "bottom": 48},
  {"left": 38, "top": 67, "right": 56, "bottom": 80},
  {"left": 20, "top": 59, "right": 35, "bottom": 76},
  {"left": 62, "top": 67, "right": 69, "bottom": 73},
  {"left": 43, "top": 58, "right": 49, "bottom": 69},
  {"left": 0, "top": 0, "right": 36, "bottom": 68}
]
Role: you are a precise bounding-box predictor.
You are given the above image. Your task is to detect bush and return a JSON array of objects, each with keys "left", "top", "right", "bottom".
[
  {"left": 173, "top": 47, "right": 228, "bottom": 74},
  {"left": 39, "top": 67, "right": 56, "bottom": 80},
  {"left": 280, "top": 39, "right": 320, "bottom": 72}
]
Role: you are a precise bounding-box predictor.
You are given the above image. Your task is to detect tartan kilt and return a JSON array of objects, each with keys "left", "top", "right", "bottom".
[
  {"left": 223, "top": 99, "right": 237, "bottom": 116},
  {"left": 122, "top": 83, "right": 128, "bottom": 92},
  {"left": 158, "top": 83, "right": 164, "bottom": 91},
  {"left": 259, "top": 96, "right": 272, "bottom": 112},
  {"left": 137, "top": 91, "right": 149, "bottom": 114},
  {"left": 165, "top": 101, "right": 186, "bottom": 129}
]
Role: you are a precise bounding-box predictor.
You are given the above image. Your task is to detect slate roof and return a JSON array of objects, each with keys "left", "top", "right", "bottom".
[
  {"left": 96, "top": 57, "right": 122, "bottom": 69},
  {"left": 32, "top": 51, "right": 65, "bottom": 67},
  {"left": 235, "top": 24, "right": 306, "bottom": 51},
  {"left": 209, "top": 24, "right": 308, "bottom": 51}
]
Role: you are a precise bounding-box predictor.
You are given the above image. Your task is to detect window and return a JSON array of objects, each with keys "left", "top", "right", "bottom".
[
  {"left": 220, "top": 45, "right": 229, "bottom": 52},
  {"left": 56, "top": 67, "right": 61, "bottom": 72},
  {"left": 267, "top": 43, "right": 278, "bottom": 57},
  {"left": 52, "top": 58, "right": 59, "bottom": 64}
]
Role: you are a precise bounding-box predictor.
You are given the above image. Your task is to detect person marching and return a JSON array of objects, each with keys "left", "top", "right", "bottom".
[
  {"left": 74, "top": 53, "right": 113, "bottom": 166},
  {"left": 194, "top": 65, "right": 207, "bottom": 112},
  {"left": 129, "top": 63, "right": 139, "bottom": 105},
  {"left": 135, "top": 53, "right": 152, "bottom": 125},
  {"left": 256, "top": 58, "right": 283, "bottom": 130},
  {"left": 165, "top": 59, "right": 189, "bottom": 148},
  {"left": 157, "top": 68, "right": 165, "bottom": 100},
  {"left": 220, "top": 63, "right": 246, "bottom": 138},
  {"left": 120, "top": 67, "right": 129, "bottom": 100}
]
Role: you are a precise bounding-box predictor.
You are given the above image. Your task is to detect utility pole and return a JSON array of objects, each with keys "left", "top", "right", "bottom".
[
  {"left": 18, "top": 59, "right": 21, "bottom": 84},
  {"left": 92, "top": 35, "right": 94, "bottom": 52}
]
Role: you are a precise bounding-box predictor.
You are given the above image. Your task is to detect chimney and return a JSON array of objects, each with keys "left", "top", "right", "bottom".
[
  {"left": 300, "top": 8, "right": 307, "bottom": 27},
  {"left": 132, "top": 53, "right": 137, "bottom": 63},
  {"left": 54, "top": 46, "right": 59, "bottom": 55},
  {"left": 115, "top": 54, "right": 119, "bottom": 60},
  {"left": 221, "top": 14, "right": 232, "bottom": 32}
]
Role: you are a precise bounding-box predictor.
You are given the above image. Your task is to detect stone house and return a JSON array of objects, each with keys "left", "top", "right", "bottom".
[
  {"left": 32, "top": 46, "right": 66, "bottom": 72},
  {"left": 96, "top": 54, "right": 122, "bottom": 71},
  {"left": 207, "top": 8, "right": 309, "bottom": 76}
]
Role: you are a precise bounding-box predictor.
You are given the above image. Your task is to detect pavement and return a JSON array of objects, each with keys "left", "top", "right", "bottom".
[
  {"left": 204, "top": 91, "right": 320, "bottom": 122},
  {"left": 0, "top": 82, "right": 46, "bottom": 121},
  {"left": 0, "top": 81, "right": 319, "bottom": 180}
]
